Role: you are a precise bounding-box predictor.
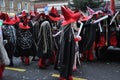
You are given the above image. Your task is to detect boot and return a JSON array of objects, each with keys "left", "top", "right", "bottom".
[
  {"left": 49, "top": 51, "right": 56, "bottom": 64},
  {"left": 88, "top": 49, "right": 94, "bottom": 61},
  {"left": 68, "top": 76, "right": 73, "bottom": 80},
  {"left": 38, "top": 58, "right": 46, "bottom": 69},
  {"left": 59, "top": 77, "right": 66, "bottom": 80},
  {"left": 0, "top": 66, "right": 3, "bottom": 80},
  {"left": 1, "top": 64, "right": 5, "bottom": 73},
  {"left": 24, "top": 56, "right": 30, "bottom": 65}
]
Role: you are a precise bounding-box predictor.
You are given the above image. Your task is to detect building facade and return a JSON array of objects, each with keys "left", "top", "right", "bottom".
[
  {"left": 0, "top": 0, "right": 34, "bottom": 13},
  {"left": 33, "top": 0, "right": 68, "bottom": 13}
]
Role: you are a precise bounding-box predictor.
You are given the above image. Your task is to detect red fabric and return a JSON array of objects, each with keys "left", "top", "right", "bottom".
[
  {"left": 97, "top": 34, "right": 106, "bottom": 47},
  {"left": 1, "top": 64, "right": 5, "bottom": 73},
  {"left": 110, "top": 0, "right": 116, "bottom": 14},
  {"left": 61, "top": 6, "right": 74, "bottom": 26},
  {"left": 61, "top": 6, "right": 80, "bottom": 26},
  {"left": 0, "top": 65, "right": 4, "bottom": 79},
  {"left": 49, "top": 51, "right": 56, "bottom": 64},
  {"left": 48, "top": 6, "right": 60, "bottom": 22},
  {"left": 12, "top": 15, "right": 20, "bottom": 23},
  {"left": 3, "top": 13, "right": 16, "bottom": 25},
  {"left": 29, "top": 11, "right": 35, "bottom": 17},
  {"left": 38, "top": 58, "right": 46, "bottom": 69},
  {"left": 68, "top": 76, "right": 73, "bottom": 80},
  {"left": 19, "top": 22, "right": 30, "bottom": 30},
  {"left": 82, "top": 49, "right": 94, "bottom": 61},
  {"left": 24, "top": 56, "right": 30, "bottom": 65},
  {"left": 59, "top": 77, "right": 66, "bottom": 80},
  {"left": 110, "top": 33, "right": 117, "bottom": 46},
  {"left": 74, "top": 36, "right": 82, "bottom": 42},
  {"left": 20, "top": 11, "right": 27, "bottom": 17},
  {"left": 88, "top": 49, "right": 94, "bottom": 61}
]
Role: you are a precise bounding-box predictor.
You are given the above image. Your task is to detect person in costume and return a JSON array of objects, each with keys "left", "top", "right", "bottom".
[
  {"left": 55, "top": 6, "right": 81, "bottom": 80},
  {"left": 0, "top": 19, "right": 10, "bottom": 79},
  {"left": 2, "top": 13, "right": 16, "bottom": 66},
  {"left": 36, "top": 13, "right": 53, "bottom": 69},
  {"left": 47, "top": 6, "right": 61, "bottom": 65},
  {"left": 28, "top": 11, "right": 38, "bottom": 61},
  {"left": 16, "top": 20, "right": 36, "bottom": 65}
]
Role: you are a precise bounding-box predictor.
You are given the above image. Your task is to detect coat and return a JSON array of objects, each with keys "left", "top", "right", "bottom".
[
  {"left": 0, "top": 26, "right": 10, "bottom": 65},
  {"left": 37, "top": 20, "right": 53, "bottom": 58},
  {"left": 15, "top": 28, "right": 36, "bottom": 57},
  {"left": 56, "top": 25, "right": 75, "bottom": 79},
  {"left": 2, "top": 25, "right": 16, "bottom": 59}
]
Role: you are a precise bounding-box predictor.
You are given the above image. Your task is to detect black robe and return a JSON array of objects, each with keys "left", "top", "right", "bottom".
[
  {"left": 56, "top": 25, "right": 75, "bottom": 79},
  {"left": 37, "top": 20, "right": 53, "bottom": 58},
  {"left": 2, "top": 25, "right": 16, "bottom": 60},
  {"left": 78, "top": 22, "right": 97, "bottom": 53},
  {"left": 15, "top": 28, "right": 36, "bottom": 57}
]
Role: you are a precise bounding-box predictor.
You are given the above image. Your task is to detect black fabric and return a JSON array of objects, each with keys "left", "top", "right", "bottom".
[
  {"left": 56, "top": 25, "right": 75, "bottom": 79},
  {"left": 15, "top": 28, "right": 36, "bottom": 57},
  {"left": 32, "top": 20, "right": 44, "bottom": 44},
  {"left": 37, "top": 20, "right": 53, "bottom": 58},
  {"left": 2, "top": 25, "right": 16, "bottom": 58},
  {"left": 78, "top": 23, "right": 97, "bottom": 52},
  {"left": 2, "top": 25, "right": 16, "bottom": 45}
]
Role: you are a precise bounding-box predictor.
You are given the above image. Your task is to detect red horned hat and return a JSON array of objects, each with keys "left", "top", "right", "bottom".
[
  {"left": 19, "top": 22, "right": 30, "bottom": 30},
  {"left": 3, "top": 13, "right": 16, "bottom": 25},
  {"left": 61, "top": 6, "right": 80, "bottom": 26},
  {"left": 48, "top": 6, "right": 60, "bottom": 22}
]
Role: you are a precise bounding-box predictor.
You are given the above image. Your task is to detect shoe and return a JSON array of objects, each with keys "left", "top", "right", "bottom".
[
  {"left": 68, "top": 76, "right": 73, "bottom": 80},
  {"left": 38, "top": 58, "right": 46, "bottom": 69},
  {"left": 1, "top": 64, "right": 5, "bottom": 72},
  {"left": 49, "top": 51, "right": 56, "bottom": 64},
  {"left": 0, "top": 66, "right": 3, "bottom": 79},
  {"left": 24, "top": 57, "right": 30, "bottom": 66},
  {"left": 59, "top": 77, "right": 66, "bottom": 80}
]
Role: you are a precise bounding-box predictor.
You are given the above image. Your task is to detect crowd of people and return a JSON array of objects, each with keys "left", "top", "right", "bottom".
[{"left": 0, "top": 1, "right": 119, "bottom": 80}]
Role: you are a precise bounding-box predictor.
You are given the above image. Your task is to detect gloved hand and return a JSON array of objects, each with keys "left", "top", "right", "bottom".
[{"left": 74, "top": 36, "right": 82, "bottom": 42}]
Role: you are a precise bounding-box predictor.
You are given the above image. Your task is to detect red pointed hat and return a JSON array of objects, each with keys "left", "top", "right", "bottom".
[
  {"left": 110, "top": 0, "right": 116, "bottom": 14},
  {"left": 19, "top": 11, "right": 27, "bottom": 17},
  {"left": 30, "top": 11, "right": 35, "bottom": 17},
  {"left": 61, "top": 6, "right": 75, "bottom": 26},
  {"left": 12, "top": 15, "right": 20, "bottom": 23},
  {"left": 19, "top": 22, "right": 30, "bottom": 30},
  {"left": 39, "top": 12, "right": 49, "bottom": 19},
  {"left": 48, "top": 6, "right": 60, "bottom": 22},
  {"left": 61, "top": 6, "right": 80, "bottom": 26},
  {"left": 80, "top": 15, "right": 92, "bottom": 22},
  {"left": 39, "top": 13, "right": 46, "bottom": 17},
  {"left": 64, "top": 6, "right": 80, "bottom": 21},
  {"left": 3, "top": 13, "right": 16, "bottom": 25},
  {"left": 64, "top": 5, "right": 74, "bottom": 14},
  {"left": 0, "top": 12, "right": 5, "bottom": 20}
]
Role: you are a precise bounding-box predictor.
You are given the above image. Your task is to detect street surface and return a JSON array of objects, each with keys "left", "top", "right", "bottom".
[{"left": 3, "top": 53, "right": 120, "bottom": 80}]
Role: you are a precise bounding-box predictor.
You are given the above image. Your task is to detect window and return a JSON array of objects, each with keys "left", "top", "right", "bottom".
[
  {"left": 0, "top": 0, "right": 5, "bottom": 7},
  {"left": 30, "top": 4, "right": 34, "bottom": 11},
  {"left": 18, "top": 3, "right": 21, "bottom": 10},
  {"left": 9, "top": 0, "right": 14, "bottom": 8},
  {"left": 24, "top": 2, "right": 28, "bottom": 10}
]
